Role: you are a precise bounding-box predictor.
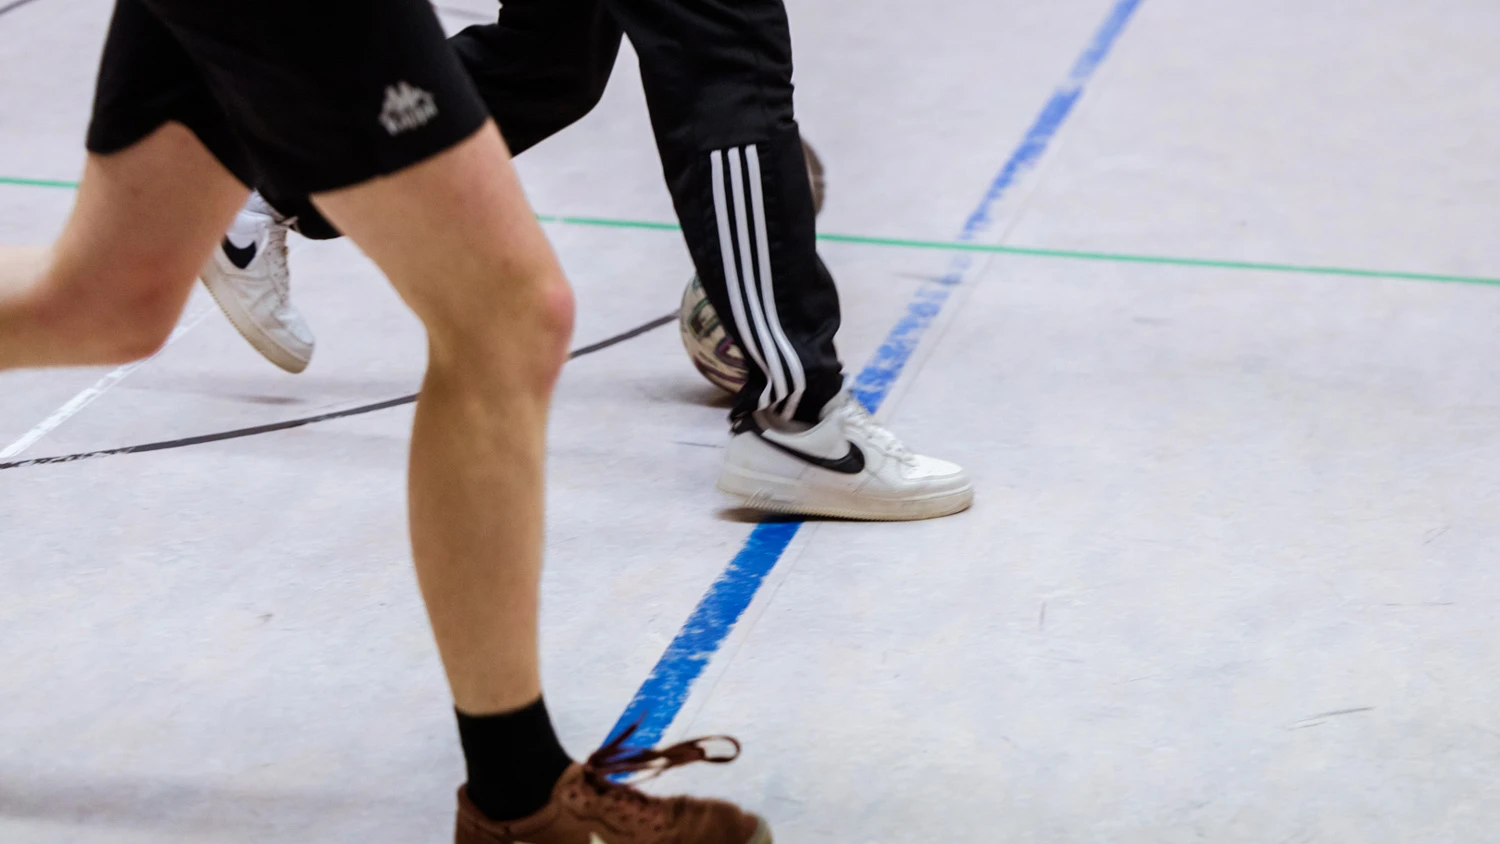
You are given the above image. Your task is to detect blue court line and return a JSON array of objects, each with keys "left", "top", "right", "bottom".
[{"left": 607, "top": 0, "right": 1147, "bottom": 749}]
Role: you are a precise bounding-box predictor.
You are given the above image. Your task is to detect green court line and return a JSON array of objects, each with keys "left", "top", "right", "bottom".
[
  {"left": 540, "top": 214, "right": 681, "bottom": 233},
  {"left": 0, "top": 175, "right": 82, "bottom": 190},
  {"left": 6, "top": 175, "right": 1499, "bottom": 289},
  {"left": 814, "top": 233, "right": 1500, "bottom": 288}
]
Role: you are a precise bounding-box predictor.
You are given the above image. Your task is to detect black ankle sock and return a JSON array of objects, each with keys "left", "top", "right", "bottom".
[{"left": 456, "top": 697, "right": 574, "bottom": 822}]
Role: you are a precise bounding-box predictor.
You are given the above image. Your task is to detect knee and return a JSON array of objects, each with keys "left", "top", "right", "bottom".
[
  {"left": 529, "top": 280, "right": 576, "bottom": 381},
  {"left": 88, "top": 274, "right": 184, "bottom": 363},
  {"left": 107, "top": 286, "right": 182, "bottom": 361},
  {"left": 426, "top": 275, "right": 576, "bottom": 395},
  {"left": 41, "top": 263, "right": 188, "bottom": 364}
]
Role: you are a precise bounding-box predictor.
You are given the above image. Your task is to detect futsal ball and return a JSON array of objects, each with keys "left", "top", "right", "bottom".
[
  {"left": 680, "top": 275, "right": 748, "bottom": 394},
  {"left": 803, "top": 138, "right": 826, "bottom": 216},
  {"left": 678, "top": 139, "right": 826, "bottom": 395}
]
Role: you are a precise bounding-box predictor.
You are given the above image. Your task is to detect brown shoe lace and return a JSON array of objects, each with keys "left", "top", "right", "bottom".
[
  {"left": 585, "top": 722, "right": 742, "bottom": 783},
  {"left": 572, "top": 723, "right": 743, "bottom": 830}
]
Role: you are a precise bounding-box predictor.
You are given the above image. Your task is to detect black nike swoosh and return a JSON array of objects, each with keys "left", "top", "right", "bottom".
[
  {"left": 222, "top": 237, "right": 257, "bottom": 270},
  {"left": 756, "top": 434, "right": 866, "bottom": 474}
]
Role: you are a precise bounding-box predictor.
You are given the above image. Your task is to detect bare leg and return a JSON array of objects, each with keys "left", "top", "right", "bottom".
[
  {"left": 2, "top": 114, "right": 764, "bottom": 843},
  {"left": 313, "top": 122, "right": 573, "bottom": 714},
  {"left": 0, "top": 118, "right": 569, "bottom": 715},
  {"left": 0, "top": 123, "right": 248, "bottom": 370}
]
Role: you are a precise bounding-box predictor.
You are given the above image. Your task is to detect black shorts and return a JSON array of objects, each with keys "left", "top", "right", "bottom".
[{"left": 86, "top": 0, "right": 489, "bottom": 197}]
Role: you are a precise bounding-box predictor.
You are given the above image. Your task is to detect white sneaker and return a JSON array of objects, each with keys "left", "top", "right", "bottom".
[
  {"left": 718, "top": 394, "right": 974, "bottom": 521},
  {"left": 200, "top": 193, "right": 314, "bottom": 373}
]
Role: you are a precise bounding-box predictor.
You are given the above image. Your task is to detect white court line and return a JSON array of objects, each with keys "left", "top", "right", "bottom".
[{"left": 0, "top": 306, "right": 211, "bottom": 460}]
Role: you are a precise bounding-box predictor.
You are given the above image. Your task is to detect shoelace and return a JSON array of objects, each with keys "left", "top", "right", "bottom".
[
  {"left": 263, "top": 219, "right": 293, "bottom": 307},
  {"left": 582, "top": 722, "right": 747, "bottom": 809},
  {"left": 842, "top": 400, "right": 917, "bottom": 466},
  {"left": 567, "top": 725, "right": 738, "bottom": 833},
  {"left": 586, "top": 722, "right": 742, "bottom": 782},
  {"left": 575, "top": 723, "right": 741, "bottom": 815}
]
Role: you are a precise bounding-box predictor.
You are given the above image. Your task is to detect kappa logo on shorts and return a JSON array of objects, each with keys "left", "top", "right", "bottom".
[{"left": 379, "top": 81, "right": 439, "bottom": 136}]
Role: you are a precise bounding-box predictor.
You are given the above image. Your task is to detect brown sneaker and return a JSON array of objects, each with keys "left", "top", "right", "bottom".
[{"left": 454, "top": 726, "right": 772, "bottom": 844}]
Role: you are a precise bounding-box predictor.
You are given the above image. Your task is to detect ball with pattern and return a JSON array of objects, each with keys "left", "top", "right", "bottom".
[
  {"left": 679, "top": 276, "right": 747, "bottom": 394},
  {"left": 677, "top": 139, "right": 825, "bottom": 395}
]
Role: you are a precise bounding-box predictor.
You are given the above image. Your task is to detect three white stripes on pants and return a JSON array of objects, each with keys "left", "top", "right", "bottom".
[{"left": 710, "top": 145, "right": 807, "bottom": 420}]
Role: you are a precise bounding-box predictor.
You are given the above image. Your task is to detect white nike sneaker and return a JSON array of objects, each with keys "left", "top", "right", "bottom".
[
  {"left": 200, "top": 193, "right": 315, "bottom": 373},
  {"left": 718, "top": 393, "right": 974, "bottom": 521}
]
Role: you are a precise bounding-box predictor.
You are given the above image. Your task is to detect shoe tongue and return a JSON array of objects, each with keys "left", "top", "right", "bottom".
[
  {"left": 225, "top": 217, "right": 263, "bottom": 244},
  {"left": 555, "top": 762, "right": 587, "bottom": 793},
  {"left": 245, "top": 192, "right": 282, "bottom": 220}
]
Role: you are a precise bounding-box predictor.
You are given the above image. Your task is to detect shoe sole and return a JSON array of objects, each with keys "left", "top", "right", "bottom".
[
  {"left": 717, "top": 467, "right": 974, "bottom": 522},
  {"left": 200, "top": 272, "right": 311, "bottom": 374},
  {"left": 751, "top": 815, "right": 774, "bottom": 844}
]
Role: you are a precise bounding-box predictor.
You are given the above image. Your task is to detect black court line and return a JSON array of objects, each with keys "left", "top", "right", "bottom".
[
  {"left": 0, "top": 313, "right": 676, "bottom": 471},
  {"left": 0, "top": 0, "right": 44, "bottom": 18}
]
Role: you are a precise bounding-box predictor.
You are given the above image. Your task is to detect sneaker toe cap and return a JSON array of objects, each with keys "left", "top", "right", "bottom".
[
  {"left": 682, "top": 799, "right": 769, "bottom": 844},
  {"left": 275, "top": 311, "right": 316, "bottom": 348},
  {"left": 905, "top": 454, "right": 968, "bottom": 483}
]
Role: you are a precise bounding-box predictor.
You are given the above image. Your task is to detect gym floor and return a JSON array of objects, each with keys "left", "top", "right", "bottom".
[{"left": 4, "top": 0, "right": 1500, "bottom": 841}]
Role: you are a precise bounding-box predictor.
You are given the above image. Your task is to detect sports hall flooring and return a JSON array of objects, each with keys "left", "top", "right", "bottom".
[{"left": 4, "top": 0, "right": 1500, "bottom": 841}]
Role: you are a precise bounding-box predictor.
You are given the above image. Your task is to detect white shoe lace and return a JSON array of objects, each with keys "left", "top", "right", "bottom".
[
  {"left": 841, "top": 399, "right": 917, "bottom": 466},
  {"left": 242, "top": 193, "right": 295, "bottom": 307},
  {"left": 263, "top": 219, "right": 292, "bottom": 307}
]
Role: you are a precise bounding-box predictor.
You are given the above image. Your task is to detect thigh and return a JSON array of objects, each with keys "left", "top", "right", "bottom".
[
  {"left": 0, "top": 125, "right": 245, "bottom": 371},
  {"left": 76, "top": 1, "right": 251, "bottom": 290},
  {"left": 310, "top": 124, "right": 568, "bottom": 360},
  {"left": 52, "top": 124, "right": 247, "bottom": 322}
]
